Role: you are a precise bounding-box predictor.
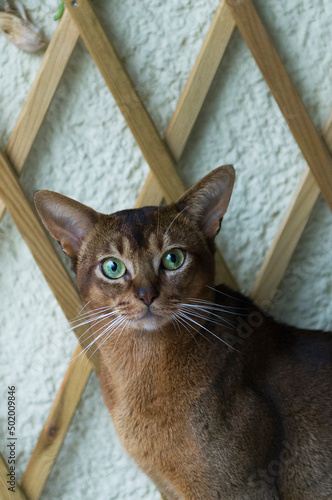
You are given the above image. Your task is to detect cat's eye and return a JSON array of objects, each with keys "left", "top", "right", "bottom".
[
  {"left": 161, "top": 248, "right": 185, "bottom": 270},
  {"left": 100, "top": 258, "right": 126, "bottom": 279}
]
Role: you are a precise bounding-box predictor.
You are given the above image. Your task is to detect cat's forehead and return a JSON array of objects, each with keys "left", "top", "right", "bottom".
[
  {"left": 91, "top": 205, "right": 188, "bottom": 256},
  {"left": 114, "top": 206, "right": 161, "bottom": 248}
]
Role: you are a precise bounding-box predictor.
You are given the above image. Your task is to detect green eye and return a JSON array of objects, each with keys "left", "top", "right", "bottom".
[
  {"left": 161, "top": 248, "right": 185, "bottom": 270},
  {"left": 101, "top": 258, "right": 126, "bottom": 279}
]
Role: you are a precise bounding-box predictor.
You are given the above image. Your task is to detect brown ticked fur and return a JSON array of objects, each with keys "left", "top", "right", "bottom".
[{"left": 34, "top": 166, "right": 332, "bottom": 499}]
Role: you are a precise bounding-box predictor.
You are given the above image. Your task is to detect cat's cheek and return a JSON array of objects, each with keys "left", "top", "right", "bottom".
[
  {"left": 81, "top": 281, "right": 121, "bottom": 308},
  {"left": 177, "top": 257, "right": 215, "bottom": 302},
  {"left": 159, "top": 257, "right": 202, "bottom": 295}
]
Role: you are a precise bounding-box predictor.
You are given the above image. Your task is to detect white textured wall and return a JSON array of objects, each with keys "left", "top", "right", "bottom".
[{"left": 0, "top": 0, "right": 332, "bottom": 498}]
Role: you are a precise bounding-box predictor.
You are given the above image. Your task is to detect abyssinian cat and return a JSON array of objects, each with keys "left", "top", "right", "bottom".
[{"left": 34, "top": 166, "right": 332, "bottom": 499}]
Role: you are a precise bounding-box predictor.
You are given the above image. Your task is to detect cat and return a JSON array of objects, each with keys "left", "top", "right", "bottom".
[{"left": 34, "top": 165, "right": 332, "bottom": 499}]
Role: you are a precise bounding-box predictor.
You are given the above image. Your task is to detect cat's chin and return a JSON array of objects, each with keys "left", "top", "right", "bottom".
[{"left": 130, "top": 311, "right": 167, "bottom": 332}]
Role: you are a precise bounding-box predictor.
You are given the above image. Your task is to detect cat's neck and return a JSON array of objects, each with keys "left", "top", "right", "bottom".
[
  {"left": 98, "top": 317, "right": 235, "bottom": 398},
  {"left": 99, "top": 323, "right": 196, "bottom": 374}
]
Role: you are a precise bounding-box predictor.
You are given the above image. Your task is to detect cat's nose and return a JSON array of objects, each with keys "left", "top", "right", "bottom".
[{"left": 136, "top": 287, "right": 159, "bottom": 307}]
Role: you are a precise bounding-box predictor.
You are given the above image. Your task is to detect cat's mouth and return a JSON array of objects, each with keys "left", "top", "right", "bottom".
[
  {"left": 131, "top": 309, "right": 165, "bottom": 331},
  {"left": 140, "top": 310, "right": 155, "bottom": 319}
]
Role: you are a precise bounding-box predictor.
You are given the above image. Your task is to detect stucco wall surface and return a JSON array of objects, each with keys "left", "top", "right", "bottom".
[{"left": 0, "top": 0, "right": 332, "bottom": 498}]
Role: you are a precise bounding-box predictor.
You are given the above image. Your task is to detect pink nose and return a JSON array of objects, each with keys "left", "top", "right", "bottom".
[{"left": 136, "top": 287, "right": 158, "bottom": 307}]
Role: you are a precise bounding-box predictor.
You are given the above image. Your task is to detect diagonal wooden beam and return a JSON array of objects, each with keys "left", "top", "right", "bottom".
[
  {"left": 64, "top": 0, "right": 184, "bottom": 203},
  {"left": 19, "top": 3, "right": 237, "bottom": 497},
  {"left": 225, "top": 0, "right": 332, "bottom": 210},
  {"left": 251, "top": 109, "right": 332, "bottom": 305},
  {"left": 0, "top": 12, "right": 89, "bottom": 499},
  {"left": 164, "top": 0, "right": 236, "bottom": 163},
  {"left": 0, "top": 12, "right": 95, "bottom": 498},
  {"left": 0, "top": 9, "right": 80, "bottom": 222},
  {"left": 251, "top": 167, "right": 319, "bottom": 305},
  {"left": 0, "top": 150, "right": 99, "bottom": 373},
  {"left": 64, "top": 0, "right": 237, "bottom": 290},
  {"left": 137, "top": 0, "right": 236, "bottom": 204},
  {"left": 0, "top": 452, "right": 27, "bottom": 499},
  {"left": 0, "top": 150, "right": 98, "bottom": 499},
  {"left": 20, "top": 344, "right": 92, "bottom": 500}
]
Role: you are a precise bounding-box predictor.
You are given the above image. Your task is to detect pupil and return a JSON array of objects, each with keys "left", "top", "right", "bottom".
[
  {"left": 170, "top": 253, "right": 176, "bottom": 263},
  {"left": 111, "top": 262, "right": 117, "bottom": 272}
]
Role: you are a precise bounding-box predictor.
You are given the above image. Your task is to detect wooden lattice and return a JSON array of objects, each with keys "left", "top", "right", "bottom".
[{"left": 0, "top": 0, "right": 331, "bottom": 498}]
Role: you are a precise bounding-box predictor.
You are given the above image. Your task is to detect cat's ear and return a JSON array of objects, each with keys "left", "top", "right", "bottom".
[
  {"left": 175, "top": 165, "right": 235, "bottom": 239},
  {"left": 34, "top": 190, "right": 99, "bottom": 258}
]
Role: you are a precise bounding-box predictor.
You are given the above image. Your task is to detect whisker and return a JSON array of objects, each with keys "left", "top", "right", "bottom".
[
  {"left": 185, "top": 304, "right": 247, "bottom": 318},
  {"left": 95, "top": 315, "right": 125, "bottom": 344},
  {"left": 71, "top": 304, "right": 114, "bottom": 319},
  {"left": 75, "top": 311, "right": 120, "bottom": 345},
  {"left": 174, "top": 313, "right": 212, "bottom": 344},
  {"left": 180, "top": 310, "right": 234, "bottom": 332},
  {"left": 88, "top": 317, "right": 128, "bottom": 360},
  {"left": 112, "top": 319, "right": 129, "bottom": 353},
  {"left": 67, "top": 312, "right": 120, "bottom": 350},
  {"left": 70, "top": 306, "right": 116, "bottom": 325},
  {"left": 80, "top": 317, "right": 125, "bottom": 364},
  {"left": 177, "top": 312, "right": 237, "bottom": 351},
  {"left": 206, "top": 285, "right": 249, "bottom": 304},
  {"left": 173, "top": 314, "right": 199, "bottom": 344},
  {"left": 184, "top": 303, "right": 247, "bottom": 317},
  {"left": 92, "top": 317, "right": 129, "bottom": 356},
  {"left": 164, "top": 206, "right": 187, "bottom": 238},
  {"left": 180, "top": 305, "right": 237, "bottom": 330},
  {"left": 171, "top": 317, "right": 181, "bottom": 335},
  {"left": 186, "top": 298, "right": 247, "bottom": 313},
  {"left": 70, "top": 310, "right": 119, "bottom": 332},
  {"left": 74, "top": 300, "right": 91, "bottom": 318},
  {"left": 71, "top": 316, "right": 124, "bottom": 364}
]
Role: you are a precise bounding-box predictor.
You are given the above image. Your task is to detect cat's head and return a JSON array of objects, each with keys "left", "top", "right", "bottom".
[{"left": 34, "top": 166, "right": 235, "bottom": 333}]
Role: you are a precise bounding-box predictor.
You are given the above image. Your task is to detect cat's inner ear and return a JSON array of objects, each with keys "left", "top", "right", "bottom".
[
  {"left": 175, "top": 165, "right": 235, "bottom": 239},
  {"left": 34, "top": 190, "right": 99, "bottom": 258}
]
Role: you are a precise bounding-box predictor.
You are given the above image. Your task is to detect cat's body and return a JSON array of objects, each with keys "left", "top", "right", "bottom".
[
  {"left": 99, "top": 285, "right": 332, "bottom": 499},
  {"left": 34, "top": 166, "right": 332, "bottom": 499}
]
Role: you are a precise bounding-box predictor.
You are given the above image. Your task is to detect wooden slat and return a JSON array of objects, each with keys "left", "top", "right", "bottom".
[
  {"left": 0, "top": 154, "right": 96, "bottom": 497},
  {"left": 19, "top": 4, "right": 237, "bottom": 497},
  {"left": 251, "top": 167, "right": 320, "bottom": 304},
  {"left": 0, "top": 9, "right": 80, "bottom": 221},
  {"left": 136, "top": 173, "right": 164, "bottom": 207},
  {"left": 0, "top": 150, "right": 99, "bottom": 373},
  {"left": 0, "top": 13, "right": 94, "bottom": 498},
  {"left": 137, "top": 0, "right": 236, "bottom": 206},
  {"left": 251, "top": 110, "right": 332, "bottom": 305},
  {"left": 226, "top": 0, "right": 332, "bottom": 210},
  {"left": 20, "top": 344, "right": 92, "bottom": 499},
  {"left": 0, "top": 452, "right": 27, "bottom": 500},
  {"left": 324, "top": 110, "right": 332, "bottom": 148},
  {"left": 64, "top": 0, "right": 184, "bottom": 204},
  {"left": 165, "top": 0, "right": 236, "bottom": 161}
]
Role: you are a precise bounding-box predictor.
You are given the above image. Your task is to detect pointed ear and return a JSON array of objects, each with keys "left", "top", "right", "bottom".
[
  {"left": 34, "top": 190, "right": 99, "bottom": 258},
  {"left": 175, "top": 165, "right": 235, "bottom": 239}
]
